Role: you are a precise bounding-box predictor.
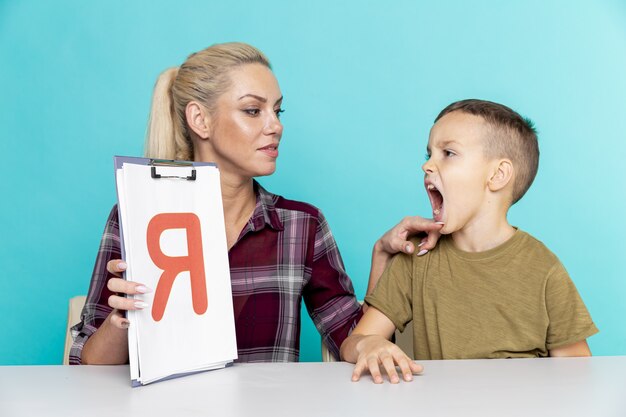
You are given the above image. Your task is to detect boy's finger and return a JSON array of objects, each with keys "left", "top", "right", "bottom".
[
  {"left": 409, "top": 361, "right": 424, "bottom": 374},
  {"left": 380, "top": 354, "right": 400, "bottom": 384},
  {"left": 352, "top": 360, "right": 366, "bottom": 382},
  {"left": 396, "top": 356, "right": 414, "bottom": 382},
  {"left": 367, "top": 357, "right": 383, "bottom": 384}
]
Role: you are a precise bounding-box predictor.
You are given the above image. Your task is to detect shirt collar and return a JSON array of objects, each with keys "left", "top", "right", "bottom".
[{"left": 248, "top": 180, "right": 284, "bottom": 232}]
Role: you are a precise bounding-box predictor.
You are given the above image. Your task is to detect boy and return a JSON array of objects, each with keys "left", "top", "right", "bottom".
[{"left": 340, "top": 99, "right": 598, "bottom": 384}]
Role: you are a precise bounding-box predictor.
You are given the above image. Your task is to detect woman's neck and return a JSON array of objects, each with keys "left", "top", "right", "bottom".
[{"left": 219, "top": 173, "right": 257, "bottom": 249}]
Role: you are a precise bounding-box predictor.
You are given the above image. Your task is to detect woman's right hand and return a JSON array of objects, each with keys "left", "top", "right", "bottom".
[
  {"left": 82, "top": 260, "right": 151, "bottom": 364},
  {"left": 105, "top": 259, "right": 152, "bottom": 329}
]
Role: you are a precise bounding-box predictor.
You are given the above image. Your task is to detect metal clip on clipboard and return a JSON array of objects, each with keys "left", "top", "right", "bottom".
[{"left": 149, "top": 159, "right": 197, "bottom": 181}]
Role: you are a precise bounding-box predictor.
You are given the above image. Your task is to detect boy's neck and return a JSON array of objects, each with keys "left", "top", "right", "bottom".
[{"left": 450, "top": 216, "right": 516, "bottom": 253}]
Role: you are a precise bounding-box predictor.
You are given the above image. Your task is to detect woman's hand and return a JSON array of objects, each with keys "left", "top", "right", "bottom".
[
  {"left": 367, "top": 217, "right": 443, "bottom": 294},
  {"left": 105, "top": 260, "right": 152, "bottom": 329},
  {"left": 82, "top": 260, "right": 152, "bottom": 364},
  {"left": 377, "top": 216, "right": 444, "bottom": 256}
]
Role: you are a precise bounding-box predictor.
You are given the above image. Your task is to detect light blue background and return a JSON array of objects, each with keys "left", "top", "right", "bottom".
[{"left": 1, "top": 1, "right": 625, "bottom": 365}]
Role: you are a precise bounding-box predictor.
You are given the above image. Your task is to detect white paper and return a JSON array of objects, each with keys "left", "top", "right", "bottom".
[{"left": 115, "top": 161, "right": 237, "bottom": 385}]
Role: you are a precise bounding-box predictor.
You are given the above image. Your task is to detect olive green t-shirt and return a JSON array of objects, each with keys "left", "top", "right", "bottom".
[{"left": 365, "top": 229, "right": 598, "bottom": 359}]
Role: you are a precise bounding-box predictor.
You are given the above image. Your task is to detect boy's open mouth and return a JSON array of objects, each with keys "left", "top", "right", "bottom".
[{"left": 426, "top": 182, "right": 444, "bottom": 222}]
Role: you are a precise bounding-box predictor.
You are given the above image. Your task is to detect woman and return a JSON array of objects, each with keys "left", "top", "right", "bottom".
[{"left": 69, "top": 42, "right": 442, "bottom": 365}]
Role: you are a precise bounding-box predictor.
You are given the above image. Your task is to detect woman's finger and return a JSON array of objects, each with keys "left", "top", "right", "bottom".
[
  {"left": 108, "top": 294, "right": 149, "bottom": 311},
  {"left": 106, "top": 259, "right": 128, "bottom": 277},
  {"left": 107, "top": 277, "right": 151, "bottom": 296},
  {"left": 420, "top": 226, "right": 443, "bottom": 251},
  {"left": 109, "top": 309, "right": 131, "bottom": 330},
  {"left": 401, "top": 216, "right": 443, "bottom": 235}
]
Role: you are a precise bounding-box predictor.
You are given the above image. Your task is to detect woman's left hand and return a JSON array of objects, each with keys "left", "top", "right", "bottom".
[{"left": 367, "top": 216, "right": 444, "bottom": 294}]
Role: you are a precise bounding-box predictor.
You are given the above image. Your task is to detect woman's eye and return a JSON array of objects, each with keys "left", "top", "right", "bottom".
[
  {"left": 244, "top": 108, "right": 260, "bottom": 116},
  {"left": 275, "top": 108, "right": 285, "bottom": 118}
]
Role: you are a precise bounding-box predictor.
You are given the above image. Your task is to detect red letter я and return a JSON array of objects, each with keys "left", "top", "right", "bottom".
[{"left": 146, "top": 213, "right": 208, "bottom": 322}]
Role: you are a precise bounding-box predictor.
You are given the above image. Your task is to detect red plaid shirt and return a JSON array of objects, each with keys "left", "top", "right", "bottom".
[{"left": 69, "top": 182, "right": 363, "bottom": 363}]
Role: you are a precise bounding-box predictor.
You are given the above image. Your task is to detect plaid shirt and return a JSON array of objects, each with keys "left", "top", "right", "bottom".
[{"left": 69, "top": 182, "right": 362, "bottom": 364}]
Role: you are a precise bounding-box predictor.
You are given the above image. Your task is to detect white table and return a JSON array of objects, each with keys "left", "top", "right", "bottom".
[{"left": 2, "top": 357, "right": 625, "bottom": 417}]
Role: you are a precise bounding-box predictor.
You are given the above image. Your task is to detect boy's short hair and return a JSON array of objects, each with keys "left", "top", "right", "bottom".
[{"left": 435, "top": 99, "right": 539, "bottom": 205}]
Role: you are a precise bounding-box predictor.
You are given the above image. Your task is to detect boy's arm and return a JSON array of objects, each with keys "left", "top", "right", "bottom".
[
  {"left": 549, "top": 340, "right": 591, "bottom": 357},
  {"left": 340, "top": 307, "right": 422, "bottom": 384}
]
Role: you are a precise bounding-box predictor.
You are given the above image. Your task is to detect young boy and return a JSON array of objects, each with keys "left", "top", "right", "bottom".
[{"left": 340, "top": 99, "right": 598, "bottom": 384}]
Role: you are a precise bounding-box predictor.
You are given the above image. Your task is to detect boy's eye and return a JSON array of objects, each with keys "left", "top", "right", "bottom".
[
  {"left": 444, "top": 150, "right": 455, "bottom": 157},
  {"left": 424, "top": 153, "right": 431, "bottom": 161}
]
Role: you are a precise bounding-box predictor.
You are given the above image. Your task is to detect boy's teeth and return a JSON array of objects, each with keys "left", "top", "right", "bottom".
[
  {"left": 434, "top": 209, "right": 440, "bottom": 215},
  {"left": 427, "top": 184, "right": 435, "bottom": 190}
]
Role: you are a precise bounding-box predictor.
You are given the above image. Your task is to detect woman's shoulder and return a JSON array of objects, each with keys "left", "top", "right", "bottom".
[
  {"left": 274, "top": 195, "right": 321, "bottom": 218},
  {"left": 257, "top": 182, "right": 322, "bottom": 219}
]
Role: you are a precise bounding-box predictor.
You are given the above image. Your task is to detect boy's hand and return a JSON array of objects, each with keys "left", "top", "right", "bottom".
[{"left": 349, "top": 334, "right": 423, "bottom": 384}]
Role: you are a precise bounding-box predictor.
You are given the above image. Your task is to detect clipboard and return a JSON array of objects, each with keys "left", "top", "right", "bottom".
[{"left": 114, "top": 156, "right": 237, "bottom": 386}]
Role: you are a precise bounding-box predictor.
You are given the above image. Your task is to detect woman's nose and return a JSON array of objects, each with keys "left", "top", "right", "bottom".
[{"left": 264, "top": 112, "right": 283, "bottom": 136}]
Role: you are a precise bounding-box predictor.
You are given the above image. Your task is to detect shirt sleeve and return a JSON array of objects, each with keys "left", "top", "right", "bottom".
[
  {"left": 68, "top": 206, "right": 121, "bottom": 365},
  {"left": 302, "top": 210, "right": 363, "bottom": 361},
  {"left": 364, "top": 248, "right": 414, "bottom": 332},
  {"left": 544, "top": 262, "right": 599, "bottom": 350}
]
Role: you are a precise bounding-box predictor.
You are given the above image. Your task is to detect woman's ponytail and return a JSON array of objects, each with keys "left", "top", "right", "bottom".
[{"left": 144, "top": 67, "right": 191, "bottom": 160}]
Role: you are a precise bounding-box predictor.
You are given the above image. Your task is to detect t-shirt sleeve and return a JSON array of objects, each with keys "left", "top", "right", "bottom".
[
  {"left": 544, "top": 263, "right": 599, "bottom": 350},
  {"left": 364, "top": 249, "right": 414, "bottom": 332}
]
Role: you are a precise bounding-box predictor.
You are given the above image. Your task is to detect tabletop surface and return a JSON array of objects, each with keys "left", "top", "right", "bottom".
[{"left": 2, "top": 356, "right": 625, "bottom": 417}]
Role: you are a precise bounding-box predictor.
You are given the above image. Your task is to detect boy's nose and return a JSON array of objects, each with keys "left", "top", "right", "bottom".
[{"left": 422, "top": 159, "right": 434, "bottom": 174}]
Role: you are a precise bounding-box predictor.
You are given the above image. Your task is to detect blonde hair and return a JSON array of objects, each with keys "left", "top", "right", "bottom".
[{"left": 144, "top": 42, "right": 271, "bottom": 160}]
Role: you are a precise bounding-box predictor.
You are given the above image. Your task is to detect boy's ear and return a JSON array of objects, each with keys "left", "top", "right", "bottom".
[
  {"left": 488, "top": 159, "right": 514, "bottom": 192},
  {"left": 185, "top": 101, "right": 212, "bottom": 140}
]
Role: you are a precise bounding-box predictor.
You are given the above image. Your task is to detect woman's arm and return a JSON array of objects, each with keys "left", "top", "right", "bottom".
[
  {"left": 81, "top": 262, "right": 151, "bottom": 364},
  {"left": 69, "top": 207, "right": 150, "bottom": 365}
]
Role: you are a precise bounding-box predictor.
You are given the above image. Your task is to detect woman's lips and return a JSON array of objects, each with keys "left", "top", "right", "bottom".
[{"left": 258, "top": 145, "right": 279, "bottom": 158}]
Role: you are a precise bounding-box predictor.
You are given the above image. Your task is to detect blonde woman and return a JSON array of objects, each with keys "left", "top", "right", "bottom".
[{"left": 69, "top": 42, "right": 442, "bottom": 365}]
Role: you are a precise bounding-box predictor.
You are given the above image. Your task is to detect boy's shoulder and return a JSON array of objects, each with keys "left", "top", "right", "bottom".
[
  {"left": 395, "top": 229, "right": 563, "bottom": 275},
  {"left": 513, "top": 229, "right": 562, "bottom": 266},
  {"left": 416, "top": 229, "right": 564, "bottom": 277}
]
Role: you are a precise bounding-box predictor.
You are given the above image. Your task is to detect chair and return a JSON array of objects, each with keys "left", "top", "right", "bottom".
[
  {"left": 321, "top": 322, "right": 414, "bottom": 362},
  {"left": 63, "top": 295, "right": 87, "bottom": 365}
]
